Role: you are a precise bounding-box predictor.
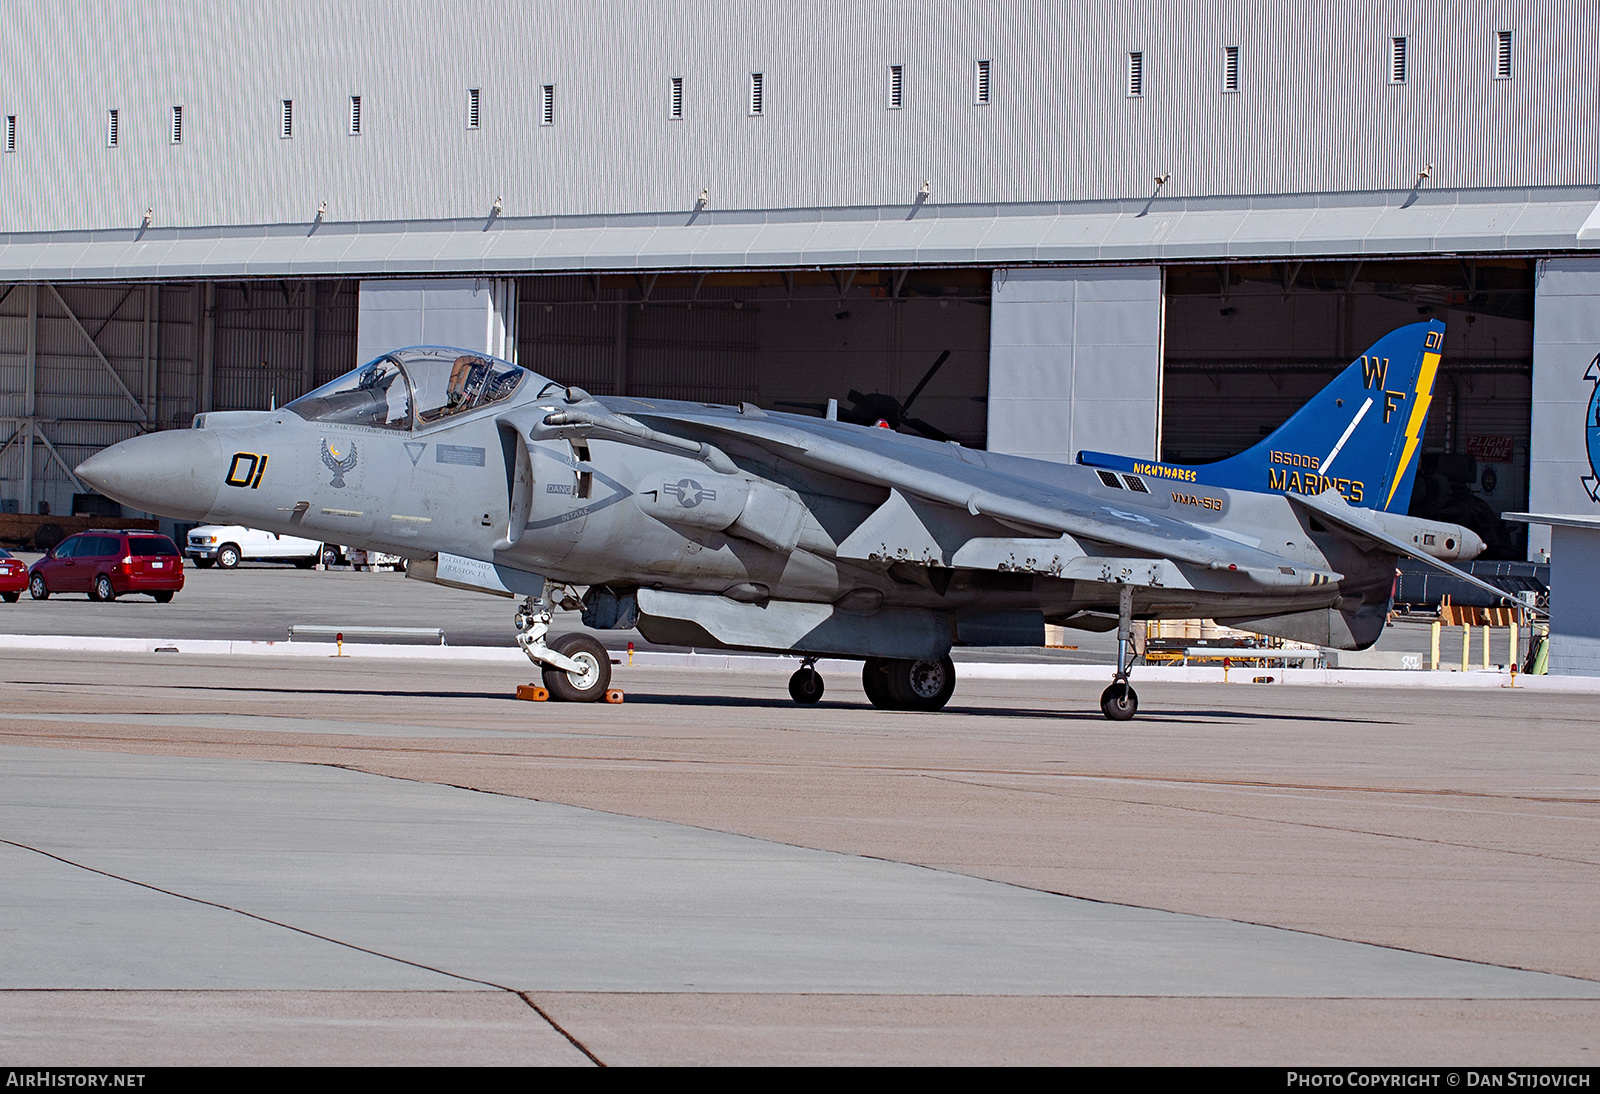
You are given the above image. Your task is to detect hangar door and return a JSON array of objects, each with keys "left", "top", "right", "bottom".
[
  {"left": 1162, "top": 260, "right": 1534, "bottom": 558},
  {"left": 513, "top": 270, "right": 992, "bottom": 448}
]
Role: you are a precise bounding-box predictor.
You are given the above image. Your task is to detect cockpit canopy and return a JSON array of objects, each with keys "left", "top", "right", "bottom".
[{"left": 287, "top": 347, "right": 530, "bottom": 431}]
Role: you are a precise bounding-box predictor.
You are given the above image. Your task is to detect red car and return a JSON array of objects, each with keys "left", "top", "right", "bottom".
[
  {"left": 29, "top": 530, "right": 184, "bottom": 602},
  {"left": 0, "top": 549, "right": 26, "bottom": 601}
]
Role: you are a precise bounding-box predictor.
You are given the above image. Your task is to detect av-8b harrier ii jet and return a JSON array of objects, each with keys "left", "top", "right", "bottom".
[{"left": 79, "top": 321, "right": 1508, "bottom": 719}]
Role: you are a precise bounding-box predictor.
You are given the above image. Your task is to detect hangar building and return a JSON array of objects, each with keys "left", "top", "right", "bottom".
[{"left": 1, "top": 0, "right": 1596, "bottom": 558}]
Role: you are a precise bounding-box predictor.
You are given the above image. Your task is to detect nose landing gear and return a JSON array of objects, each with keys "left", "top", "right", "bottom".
[{"left": 515, "top": 592, "right": 613, "bottom": 702}]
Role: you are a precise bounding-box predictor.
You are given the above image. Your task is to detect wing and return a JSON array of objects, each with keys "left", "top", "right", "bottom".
[
  {"left": 1288, "top": 488, "right": 1543, "bottom": 615},
  {"left": 520, "top": 392, "right": 1340, "bottom": 591}
]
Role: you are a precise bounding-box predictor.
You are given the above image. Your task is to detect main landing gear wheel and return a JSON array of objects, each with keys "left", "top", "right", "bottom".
[
  {"left": 28, "top": 574, "right": 48, "bottom": 600},
  {"left": 1100, "top": 682, "right": 1138, "bottom": 721},
  {"left": 862, "top": 658, "right": 894, "bottom": 709},
  {"left": 91, "top": 574, "right": 117, "bottom": 602},
  {"left": 788, "top": 665, "right": 824, "bottom": 705},
  {"left": 541, "top": 632, "right": 612, "bottom": 702},
  {"left": 862, "top": 655, "right": 956, "bottom": 712}
]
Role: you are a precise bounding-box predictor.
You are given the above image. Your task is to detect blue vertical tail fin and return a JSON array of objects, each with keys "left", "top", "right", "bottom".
[{"left": 1078, "top": 321, "right": 1444, "bottom": 511}]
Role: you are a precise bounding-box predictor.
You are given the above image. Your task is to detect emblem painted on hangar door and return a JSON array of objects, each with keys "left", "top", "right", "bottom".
[{"left": 1585, "top": 354, "right": 1600, "bottom": 503}]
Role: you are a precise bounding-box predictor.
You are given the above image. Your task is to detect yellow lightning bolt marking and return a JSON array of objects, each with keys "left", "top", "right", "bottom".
[{"left": 1385, "top": 350, "right": 1441, "bottom": 510}]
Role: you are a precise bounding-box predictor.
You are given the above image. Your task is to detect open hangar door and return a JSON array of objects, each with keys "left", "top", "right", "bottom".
[
  {"left": 0, "top": 278, "right": 359, "bottom": 530},
  {"left": 514, "top": 269, "right": 991, "bottom": 447},
  {"left": 1161, "top": 259, "right": 1535, "bottom": 559}
]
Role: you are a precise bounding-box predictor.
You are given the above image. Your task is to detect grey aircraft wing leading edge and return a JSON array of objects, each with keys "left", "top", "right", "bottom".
[{"left": 75, "top": 328, "right": 1512, "bottom": 720}]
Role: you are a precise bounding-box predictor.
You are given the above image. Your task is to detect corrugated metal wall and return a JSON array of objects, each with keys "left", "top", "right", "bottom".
[
  {"left": 209, "top": 280, "right": 357, "bottom": 411},
  {"left": 514, "top": 271, "right": 990, "bottom": 443},
  {"left": 0, "top": 281, "right": 176, "bottom": 513},
  {"left": 516, "top": 275, "right": 761, "bottom": 404},
  {"left": 1, "top": 1, "right": 1592, "bottom": 234}
]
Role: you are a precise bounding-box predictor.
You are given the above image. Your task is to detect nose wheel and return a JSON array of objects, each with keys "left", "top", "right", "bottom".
[{"left": 515, "top": 593, "right": 612, "bottom": 702}]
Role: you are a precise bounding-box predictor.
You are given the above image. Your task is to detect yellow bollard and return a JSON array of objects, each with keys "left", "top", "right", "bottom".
[
  {"left": 1431, "top": 621, "right": 1441, "bottom": 670},
  {"left": 1461, "top": 625, "right": 1470, "bottom": 672},
  {"left": 1510, "top": 621, "right": 1519, "bottom": 672},
  {"left": 1482, "top": 625, "right": 1490, "bottom": 671}
]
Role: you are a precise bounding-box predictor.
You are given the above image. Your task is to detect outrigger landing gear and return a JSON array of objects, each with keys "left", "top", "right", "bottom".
[
  {"left": 788, "top": 657, "right": 824, "bottom": 705},
  {"left": 515, "top": 593, "right": 612, "bottom": 702},
  {"left": 1100, "top": 584, "right": 1139, "bottom": 721}
]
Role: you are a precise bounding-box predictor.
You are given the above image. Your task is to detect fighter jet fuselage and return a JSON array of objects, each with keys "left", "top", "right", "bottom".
[{"left": 77, "top": 327, "right": 1499, "bottom": 719}]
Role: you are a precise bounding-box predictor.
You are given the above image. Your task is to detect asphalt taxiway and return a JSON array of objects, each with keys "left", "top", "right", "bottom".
[{"left": 2, "top": 647, "right": 1598, "bottom": 1065}]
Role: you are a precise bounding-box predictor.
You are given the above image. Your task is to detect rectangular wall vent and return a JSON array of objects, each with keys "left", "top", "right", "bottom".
[
  {"left": 170, "top": 105, "right": 182, "bottom": 144},
  {"left": 887, "top": 64, "right": 903, "bottom": 109},
  {"left": 1495, "top": 30, "right": 1513, "bottom": 79},
  {"left": 1390, "top": 37, "right": 1408, "bottom": 83},
  {"left": 349, "top": 95, "right": 362, "bottom": 134},
  {"left": 107, "top": 109, "right": 119, "bottom": 147},
  {"left": 4, "top": 116, "right": 14, "bottom": 153},
  {"left": 1127, "top": 51, "right": 1144, "bottom": 97},
  {"left": 974, "top": 59, "right": 990, "bottom": 104},
  {"left": 541, "top": 84, "right": 555, "bottom": 126},
  {"left": 467, "top": 88, "right": 480, "bottom": 129},
  {"left": 280, "top": 99, "right": 293, "bottom": 138},
  {"left": 1223, "top": 45, "right": 1239, "bottom": 92},
  {"left": 749, "top": 72, "right": 763, "bottom": 116},
  {"left": 670, "top": 76, "right": 683, "bottom": 119}
]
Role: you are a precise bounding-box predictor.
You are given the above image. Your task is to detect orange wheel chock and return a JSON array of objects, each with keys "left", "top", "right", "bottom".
[
  {"left": 604, "top": 689, "right": 625, "bottom": 704},
  {"left": 515, "top": 684, "right": 550, "bottom": 702}
]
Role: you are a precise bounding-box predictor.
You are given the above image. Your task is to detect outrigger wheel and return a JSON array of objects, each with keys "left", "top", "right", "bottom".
[
  {"left": 1100, "top": 583, "right": 1141, "bottom": 722},
  {"left": 1100, "top": 681, "right": 1138, "bottom": 721},
  {"left": 788, "top": 660, "right": 825, "bottom": 705}
]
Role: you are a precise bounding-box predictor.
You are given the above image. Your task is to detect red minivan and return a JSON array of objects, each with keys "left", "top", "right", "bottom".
[{"left": 29, "top": 530, "right": 185, "bottom": 602}]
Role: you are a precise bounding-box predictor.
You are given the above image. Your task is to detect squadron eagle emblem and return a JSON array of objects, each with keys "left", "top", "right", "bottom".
[
  {"left": 321, "top": 438, "right": 358, "bottom": 488},
  {"left": 1585, "top": 353, "right": 1600, "bottom": 503}
]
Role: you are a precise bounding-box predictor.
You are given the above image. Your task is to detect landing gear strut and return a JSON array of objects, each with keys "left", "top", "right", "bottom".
[
  {"left": 515, "top": 593, "right": 611, "bottom": 702},
  {"left": 788, "top": 658, "right": 824, "bottom": 705},
  {"left": 1100, "top": 584, "right": 1139, "bottom": 721}
]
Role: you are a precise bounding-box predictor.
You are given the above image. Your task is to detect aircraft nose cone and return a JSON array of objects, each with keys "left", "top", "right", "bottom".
[{"left": 76, "top": 429, "right": 224, "bottom": 521}]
